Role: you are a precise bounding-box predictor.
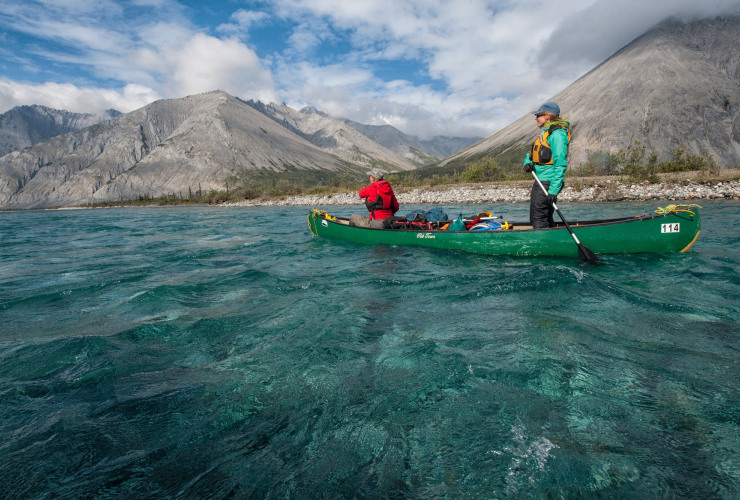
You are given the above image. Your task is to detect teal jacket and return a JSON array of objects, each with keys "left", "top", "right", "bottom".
[{"left": 523, "top": 122, "right": 569, "bottom": 195}]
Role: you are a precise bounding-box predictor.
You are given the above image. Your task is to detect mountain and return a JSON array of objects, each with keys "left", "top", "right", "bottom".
[
  {"left": 337, "top": 119, "right": 481, "bottom": 165},
  {"left": 331, "top": 118, "right": 482, "bottom": 163},
  {"left": 417, "top": 136, "right": 484, "bottom": 159},
  {"left": 0, "top": 91, "right": 391, "bottom": 209},
  {"left": 246, "top": 101, "right": 482, "bottom": 165},
  {"left": 338, "top": 120, "right": 449, "bottom": 165},
  {"left": 337, "top": 119, "right": 435, "bottom": 165},
  {"left": 243, "top": 100, "right": 418, "bottom": 170},
  {"left": 440, "top": 15, "right": 740, "bottom": 170},
  {"left": 0, "top": 105, "right": 121, "bottom": 156}
]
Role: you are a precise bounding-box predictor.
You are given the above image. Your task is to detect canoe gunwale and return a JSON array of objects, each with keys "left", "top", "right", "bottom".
[{"left": 323, "top": 211, "right": 689, "bottom": 233}]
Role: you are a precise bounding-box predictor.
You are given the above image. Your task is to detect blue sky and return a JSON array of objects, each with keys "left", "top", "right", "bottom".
[{"left": 0, "top": 0, "right": 737, "bottom": 139}]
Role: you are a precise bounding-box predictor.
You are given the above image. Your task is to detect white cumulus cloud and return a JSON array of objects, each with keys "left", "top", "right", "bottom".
[
  {"left": 0, "top": 79, "right": 161, "bottom": 114},
  {"left": 163, "top": 34, "right": 279, "bottom": 102},
  {"left": 0, "top": 0, "right": 279, "bottom": 113},
  {"left": 264, "top": 0, "right": 740, "bottom": 138},
  {"left": 217, "top": 9, "right": 270, "bottom": 35},
  {"left": 266, "top": 0, "right": 592, "bottom": 137}
]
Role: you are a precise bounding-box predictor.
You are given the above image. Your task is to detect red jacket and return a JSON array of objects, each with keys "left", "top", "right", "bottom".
[{"left": 359, "top": 180, "right": 399, "bottom": 220}]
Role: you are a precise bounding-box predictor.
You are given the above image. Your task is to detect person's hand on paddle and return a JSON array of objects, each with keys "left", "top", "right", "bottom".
[
  {"left": 523, "top": 162, "right": 535, "bottom": 173},
  {"left": 546, "top": 194, "right": 556, "bottom": 206}
]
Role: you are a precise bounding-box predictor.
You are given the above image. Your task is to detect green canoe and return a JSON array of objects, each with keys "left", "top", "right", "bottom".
[{"left": 307, "top": 207, "right": 701, "bottom": 257}]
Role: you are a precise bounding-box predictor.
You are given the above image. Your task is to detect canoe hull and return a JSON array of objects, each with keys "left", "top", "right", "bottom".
[{"left": 307, "top": 210, "right": 701, "bottom": 257}]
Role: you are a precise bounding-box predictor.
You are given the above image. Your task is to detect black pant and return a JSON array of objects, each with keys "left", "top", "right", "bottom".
[{"left": 530, "top": 180, "right": 556, "bottom": 229}]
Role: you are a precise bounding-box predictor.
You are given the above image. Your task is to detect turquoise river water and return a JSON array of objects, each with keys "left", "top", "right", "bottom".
[{"left": 1, "top": 201, "right": 739, "bottom": 499}]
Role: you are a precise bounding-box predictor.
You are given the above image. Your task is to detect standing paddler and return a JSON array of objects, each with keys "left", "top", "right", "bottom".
[{"left": 522, "top": 101, "right": 571, "bottom": 229}]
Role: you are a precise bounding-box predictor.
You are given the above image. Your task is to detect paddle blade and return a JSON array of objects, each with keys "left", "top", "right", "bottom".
[{"left": 578, "top": 243, "right": 599, "bottom": 263}]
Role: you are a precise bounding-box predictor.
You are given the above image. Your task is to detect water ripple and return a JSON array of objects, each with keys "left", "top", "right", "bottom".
[{"left": 1, "top": 202, "right": 740, "bottom": 498}]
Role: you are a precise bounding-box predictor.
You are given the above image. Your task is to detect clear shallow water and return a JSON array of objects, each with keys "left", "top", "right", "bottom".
[{"left": 1, "top": 201, "right": 739, "bottom": 498}]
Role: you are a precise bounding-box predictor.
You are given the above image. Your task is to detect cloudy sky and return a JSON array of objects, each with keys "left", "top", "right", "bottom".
[{"left": 0, "top": 0, "right": 737, "bottom": 139}]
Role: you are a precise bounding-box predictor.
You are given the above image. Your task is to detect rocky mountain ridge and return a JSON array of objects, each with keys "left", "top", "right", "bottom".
[
  {"left": 245, "top": 100, "right": 481, "bottom": 165},
  {"left": 441, "top": 15, "right": 740, "bottom": 170},
  {"left": 0, "top": 105, "right": 121, "bottom": 156},
  {"left": 243, "top": 99, "right": 417, "bottom": 170},
  {"left": 338, "top": 119, "right": 482, "bottom": 164},
  {"left": 0, "top": 91, "right": 375, "bottom": 209}
]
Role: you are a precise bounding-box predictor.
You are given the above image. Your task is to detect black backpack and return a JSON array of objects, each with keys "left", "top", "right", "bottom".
[{"left": 383, "top": 216, "right": 409, "bottom": 229}]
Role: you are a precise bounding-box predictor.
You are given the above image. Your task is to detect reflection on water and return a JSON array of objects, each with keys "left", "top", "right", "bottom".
[{"left": 1, "top": 202, "right": 739, "bottom": 498}]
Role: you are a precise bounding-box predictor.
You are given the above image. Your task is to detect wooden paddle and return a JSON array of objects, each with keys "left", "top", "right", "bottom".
[{"left": 532, "top": 172, "right": 599, "bottom": 263}]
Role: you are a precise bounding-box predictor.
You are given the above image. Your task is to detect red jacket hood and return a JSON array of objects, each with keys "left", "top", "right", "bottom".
[{"left": 373, "top": 180, "right": 393, "bottom": 195}]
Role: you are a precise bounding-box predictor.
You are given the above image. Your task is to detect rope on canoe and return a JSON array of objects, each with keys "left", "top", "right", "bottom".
[
  {"left": 655, "top": 204, "right": 702, "bottom": 217},
  {"left": 310, "top": 208, "right": 337, "bottom": 221}
]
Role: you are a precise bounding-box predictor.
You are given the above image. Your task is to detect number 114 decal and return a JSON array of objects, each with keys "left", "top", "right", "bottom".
[{"left": 661, "top": 223, "right": 680, "bottom": 233}]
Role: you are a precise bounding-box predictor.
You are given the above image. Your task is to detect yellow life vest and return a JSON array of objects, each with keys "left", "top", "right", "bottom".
[{"left": 530, "top": 125, "right": 571, "bottom": 165}]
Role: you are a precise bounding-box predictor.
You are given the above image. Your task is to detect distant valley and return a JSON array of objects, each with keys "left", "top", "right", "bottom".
[
  {"left": 241, "top": 100, "right": 417, "bottom": 171},
  {"left": 338, "top": 118, "right": 481, "bottom": 164},
  {"left": 243, "top": 100, "right": 481, "bottom": 167}
]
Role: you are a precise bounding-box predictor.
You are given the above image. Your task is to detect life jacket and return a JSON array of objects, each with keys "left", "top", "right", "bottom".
[
  {"left": 360, "top": 180, "right": 398, "bottom": 219},
  {"left": 530, "top": 124, "right": 571, "bottom": 165},
  {"left": 365, "top": 197, "right": 388, "bottom": 214}
]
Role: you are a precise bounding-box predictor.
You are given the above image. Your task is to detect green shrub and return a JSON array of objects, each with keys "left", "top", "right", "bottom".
[
  {"left": 201, "top": 190, "right": 231, "bottom": 204},
  {"left": 608, "top": 141, "right": 720, "bottom": 181},
  {"left": 611, "top": 141, "right": 657, "bottom": 181},
  {"left": 429, "top": 174, "right": 452, "bottom": 187},
  {"left": 659, "top": 146, "right": 719, "bottom": 175},
  {"left": 239, "top": 185, "right": 263, "bottom": 200},
  {"left": 387, "top": 171, "right": 422, "bottom": 189},
  {"left": 460, "top": 157, "right": 504, "bottom": 182}
]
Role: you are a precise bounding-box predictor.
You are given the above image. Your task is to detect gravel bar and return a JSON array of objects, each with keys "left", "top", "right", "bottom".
[{"left": 228, "top": 179, "right": 740, "bottom": 207}]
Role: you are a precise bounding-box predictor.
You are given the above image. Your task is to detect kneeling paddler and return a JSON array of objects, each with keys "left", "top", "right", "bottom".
[{"left": 349, "top": 169, "right": 400, "bottom": 228}]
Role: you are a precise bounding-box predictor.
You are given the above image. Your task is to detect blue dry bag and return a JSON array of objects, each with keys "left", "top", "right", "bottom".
[{"left": 404, "top": 208, "right": 449, "bottom": 223}]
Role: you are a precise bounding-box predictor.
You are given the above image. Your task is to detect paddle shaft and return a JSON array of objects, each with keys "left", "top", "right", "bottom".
[{"left": 531, "top": 172, "right": 583, "bottom": 245}]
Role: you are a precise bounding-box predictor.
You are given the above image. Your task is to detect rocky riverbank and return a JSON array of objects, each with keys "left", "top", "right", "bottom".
[{"left": 228, "top": 179, "right": 740, "bottom": 207}]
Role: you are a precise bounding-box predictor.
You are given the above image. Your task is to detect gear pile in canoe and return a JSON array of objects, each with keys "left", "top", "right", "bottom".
[{"left": 307, "top": 205, "right": 701, "bottom": 257}]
